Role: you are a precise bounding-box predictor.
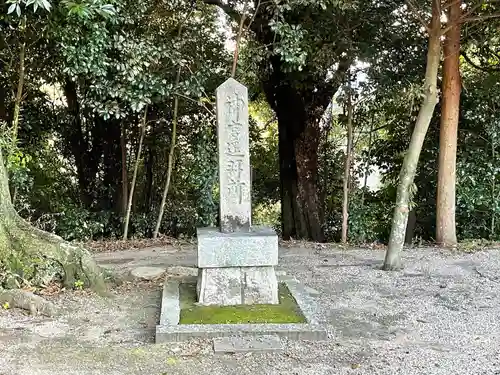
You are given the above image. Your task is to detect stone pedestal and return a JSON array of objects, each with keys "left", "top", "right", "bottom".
[
  {"left": 196, "top": 226, "right": 279, "bottom": 306},
  {"left": 196, "top": 78, "right": 279, "bottom": 306}
]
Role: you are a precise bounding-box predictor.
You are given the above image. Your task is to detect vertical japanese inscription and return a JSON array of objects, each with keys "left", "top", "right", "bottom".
[{"left": 216, "top": 78, "right": 251, "bottom": 232}]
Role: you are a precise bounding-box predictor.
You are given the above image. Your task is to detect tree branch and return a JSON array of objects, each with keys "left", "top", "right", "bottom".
[
  {"left": 406, "top": 0, "right": 431, "bottom": 33},
  {"left": 313, "top": 58, "right": 352, "bottom": 111},
  {"left": 461, "top": 13, "right": 500, "bottom": 23},
  {"left": 461, "top": 50, "right": 500, "bottom": 72}
]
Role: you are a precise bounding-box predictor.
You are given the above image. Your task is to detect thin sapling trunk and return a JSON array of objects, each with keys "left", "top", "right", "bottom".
[
  {"left": 123, "top": 105, "right": 148, "bottom": 240},
  {"left": 153, "top": 68, "right": 181, "bottom": 239},
  {"left": 383, "top": 0, "right": 442, "bottom": 270},
  {"left": 341, "top": 86, "right": 353, "bottom": 244}
]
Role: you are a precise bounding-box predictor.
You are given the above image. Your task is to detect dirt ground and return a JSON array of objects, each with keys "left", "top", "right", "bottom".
[{"left": 1, "top": 244, "right": 500, "bottom": 375}]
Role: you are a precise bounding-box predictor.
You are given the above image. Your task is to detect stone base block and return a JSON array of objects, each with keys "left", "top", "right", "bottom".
[
  {"left": 197, "top": 226, "right": 278, "bottom": 268},
  {"left": 197, "top": 266, "right": 279, "bottom": 305}
]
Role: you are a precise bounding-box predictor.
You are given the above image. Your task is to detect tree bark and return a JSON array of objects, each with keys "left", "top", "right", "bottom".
[
  {"left": 123, "top": 106, "right": 148, "bottom": 240},
  {"left": 436, "top": 0, "right": 461, "bottom": 247},
  {"left": 341, "top": 87, "right": 353, "bottom": 244},
  {"left": 271, "top": 82, "right": 323, "bottom": 241},
  {"left": 383, "top": 0, "right": 441, "bottom": 270}
]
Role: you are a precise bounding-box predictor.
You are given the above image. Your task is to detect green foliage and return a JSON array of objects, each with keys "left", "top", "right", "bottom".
[
  {"left": 347, "top": 190, "right": 391, "bottom": 244},
  {"left": 455, "top": 69, "right": 500, "bottom": 240},
  {"left": 1, "top": 0, "right": 500, "bottom": 246}
]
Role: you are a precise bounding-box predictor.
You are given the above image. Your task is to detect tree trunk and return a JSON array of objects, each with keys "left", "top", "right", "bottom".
[
  {"left": 341, "top": 87, "right": 353, "bottom": 243},
  {"left": 144, "top": 143, "right": 154, "bottom": 210},
  {"left": 101, "top": 119, "right": 122, "bottom": 211},
  {"left": 120, "top": 122, "right": 128, "bottom": 215},
  {"left": 383, "top": 1, "right": 441, "bottom": 270},
  {"left": 153, "top": 17, "right": 185, "bottom": 238},
  {"left": 267, "top": 75, "right": 330, "bottom": 242},
  {"left": 436, "top": 0, "right": 461, "bottom": 247},
  {"left": 361, "top": 113, "right": 374, "bottom": 207},
  {"left": 11, "top": 40, "right": 25, "bottom": 141},
  {"left": 154, "top": 77, "right": 181, "bottom": 239},
  {"left": 405, "top": 210, "right": 417, "bottom": 245},
  {"left": 63, "top": 79, "right": 102, "bottom": 208},
  {"left": 123, "top": 106, "right": 148, "bottom": 240},
  {"left": 0, "top": 149, "right": 106, "bottom": 314}
]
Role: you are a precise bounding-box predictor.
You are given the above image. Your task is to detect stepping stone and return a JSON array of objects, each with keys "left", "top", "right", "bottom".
[
  {"left": 213, "top": 335, "right": 284, "bottom": 354},
  {"left": 131, "top": 266, "right": 165, "bottom": 281}
]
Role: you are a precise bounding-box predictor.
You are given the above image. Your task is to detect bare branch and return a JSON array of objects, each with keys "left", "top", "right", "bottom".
[
  {"left": 461, "top": 50, "right": 500, "bottom": 72},
  {"left": 231, "top": 0, "right": 250, "bottom": 77},
  {"left": 460, "top": 0, "right": 485, "bottom": 20},
  {"left": 406, "top": 0, "right": 431, "bottom": 33},
  {"left": 461, "top": 13, "right": 500, "bottom": 23},
  {"left": 173, "top": 92, "right": 215, "bottom": 116},
  {"left": 247, "top": 0, "right": 261, "bottom": 32}
]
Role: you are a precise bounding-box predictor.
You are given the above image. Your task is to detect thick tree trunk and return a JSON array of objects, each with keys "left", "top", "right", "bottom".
[
  {"left": 436, "top": 0, "right": 461, "bottom": 247},
  {"left": 341, "top": 88, "right": 353, "bottom": 244},
  {"left": 383, "top": 1, "right": 441, "bottom": 270},
  {"left": 270, "top": 80, "right": 324, "bottom": 241},
  {"left": 0, "top": 149, "right": 106, "bottom": 314}
]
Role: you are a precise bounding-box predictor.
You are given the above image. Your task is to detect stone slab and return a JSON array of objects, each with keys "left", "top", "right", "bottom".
[
  {"left": 213, "top": 335, "right": 284, "bottom": 353},
  {"left": 283, "top": 278, "right": 319, "bottom": 325},
  {"left": 130, "top": 266, "right": 165, "bottom": 281},
  {"left": 159, "top": 279, "right": 180, "bottom": 326},
  {"left": 216, "top": 78, "right": 251, "bottom": 232},
  {"left": 197, "top": 266, "right": 279, "bottom": 305},
  {"left": 156, "top": 323, "right": 328, "bottom": 343},
  {"left": 156, "top": 275, "right": 328, "bottom": 344},
  {"left": 197, "top": 226, "right": 278, "bottom": 268}
]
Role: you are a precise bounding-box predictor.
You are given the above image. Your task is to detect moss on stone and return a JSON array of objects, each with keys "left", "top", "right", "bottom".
[{"left": 179, "top": 282, "right": 306, "bottom": 324}]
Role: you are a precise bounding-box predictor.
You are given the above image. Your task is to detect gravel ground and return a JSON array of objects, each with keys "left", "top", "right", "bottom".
[{"left": 1, "top": 245, "right": 500, "bottom": 375}]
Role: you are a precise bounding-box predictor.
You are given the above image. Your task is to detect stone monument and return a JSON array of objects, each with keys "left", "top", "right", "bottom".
[{"left": 196, "top": 78, "right": 279, "bottom": 306}]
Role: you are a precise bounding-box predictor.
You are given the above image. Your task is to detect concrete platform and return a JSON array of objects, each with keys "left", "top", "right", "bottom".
[{"left": 155, "top": 275, "right": 327, "bottom": 343}]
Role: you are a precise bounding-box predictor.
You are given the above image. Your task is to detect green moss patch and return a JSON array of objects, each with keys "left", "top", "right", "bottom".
[{"left": 179, "top": 283, "right": 306, "bottom": 324}]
